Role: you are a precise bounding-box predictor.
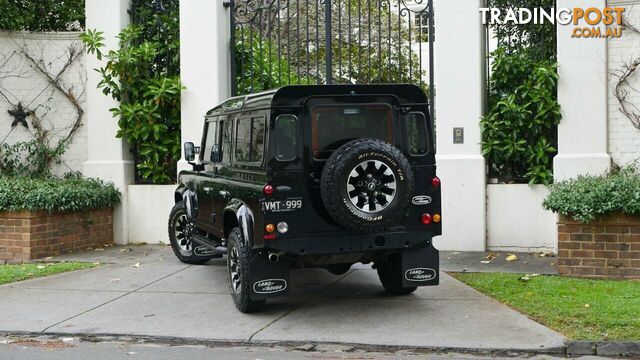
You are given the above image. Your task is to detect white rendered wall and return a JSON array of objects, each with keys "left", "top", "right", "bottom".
[
  {"left": 608, "top": 1, "right": 640, "bottom": 167},
  {"left": 487, "top": 185, "right": 557, "bottom": 253},
  {"left": 84, "top": 0, "right": 134, "bottom": 244},
  {"left": 554, "top": 0, "right": 610, "bottom": 180},
  {"left": 0, "top": 31, "right": 87, "bottom": 176},
  {"left": 179, "top": 0, "right": 231, "bottom": 171},
  {"left": 128, "top": 185, "right": 175, "bottom": 244},
  {"left": 433, "top": 0, "right": 486, "bottom": 251}
]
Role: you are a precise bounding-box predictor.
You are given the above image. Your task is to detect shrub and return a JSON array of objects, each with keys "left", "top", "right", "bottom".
[
  {"left": 81, "top": 0, "right": 180, "bottom": 184},
  {"left": 481, "top": 49, "right": 561, "bottom": 184},
  {"left": 0, "top": 176, "right": 121, "bottom": 213},
  {"left": 543, "top": 168, "right": 640, "bottom": 223}
]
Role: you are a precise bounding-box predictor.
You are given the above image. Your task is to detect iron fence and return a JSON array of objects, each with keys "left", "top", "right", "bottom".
[{"left": 230, "top": 0, "right": 434, "bottom": 117}]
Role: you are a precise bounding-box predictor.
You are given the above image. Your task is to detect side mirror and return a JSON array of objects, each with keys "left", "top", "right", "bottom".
[{"left": 184, "top": 142, "right": 196, "bottom": 162}]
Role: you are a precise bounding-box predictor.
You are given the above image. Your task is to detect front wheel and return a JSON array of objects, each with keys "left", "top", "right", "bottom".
[
  {"left": 168, "top": 201, "right": 214, "bottom": 265},
  {"left": 227, "top": 227, "right": 265, "bottom": 313},
  {"left": 376, "top": 254, "right": 417, "bottom": 295}
]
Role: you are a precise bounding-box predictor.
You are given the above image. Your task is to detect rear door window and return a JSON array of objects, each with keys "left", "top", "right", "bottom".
[
  {"left": 311, "top": 105, "right": 392, "bottom": 159},
  {"left": 404, "top": 112, "right": 429, "bottom": 156}
]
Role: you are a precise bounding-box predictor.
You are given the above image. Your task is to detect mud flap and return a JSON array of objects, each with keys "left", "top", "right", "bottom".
[
  {"left": 249, "top": 253, "right": 290, "bottom": 300},
  {"left": 401, "top": 240, "right": 439, "bottom": 287}
]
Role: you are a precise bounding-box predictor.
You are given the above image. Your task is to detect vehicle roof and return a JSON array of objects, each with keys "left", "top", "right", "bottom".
[{"left": 205, "top": 84, "right": 428, "bottom": 117}]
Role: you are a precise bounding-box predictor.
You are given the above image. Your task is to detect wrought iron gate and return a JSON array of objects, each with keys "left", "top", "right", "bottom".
[{"left": 229, "top": 0, "right": 434, "bottom": 116}]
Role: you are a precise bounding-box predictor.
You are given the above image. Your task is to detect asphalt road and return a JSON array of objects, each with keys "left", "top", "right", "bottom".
[{"left": 0, "top": 338, "right": 608, "bottom": 360}]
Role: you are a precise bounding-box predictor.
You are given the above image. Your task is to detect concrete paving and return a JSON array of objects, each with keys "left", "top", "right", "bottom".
[
  {"left": 0, "top": 245, "right": 566, "bottom": 352},
  {"left": 441, "top": 251, "right": 558, "bottom": 275}
]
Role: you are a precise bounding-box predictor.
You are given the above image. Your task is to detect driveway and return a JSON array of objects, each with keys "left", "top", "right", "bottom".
[{"left": 0, "top": 246, "right": 565, "bottom": 353}]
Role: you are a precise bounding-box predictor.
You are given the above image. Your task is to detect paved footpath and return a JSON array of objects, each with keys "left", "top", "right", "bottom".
[{"left": 0, "top": 246, "right": 565, "bottom": 354}]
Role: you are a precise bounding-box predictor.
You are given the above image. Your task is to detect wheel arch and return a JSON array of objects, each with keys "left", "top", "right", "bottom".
[{"left": 224, "top": 201, "right": 255, "bottom": 248}]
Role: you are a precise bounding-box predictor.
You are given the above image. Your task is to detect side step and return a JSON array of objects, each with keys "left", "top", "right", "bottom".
[{"left": 191, "top": 233, "right": 227, "bottom": 257}]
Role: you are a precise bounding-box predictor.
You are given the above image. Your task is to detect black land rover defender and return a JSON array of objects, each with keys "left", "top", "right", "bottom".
[{"left": 169, "top": 84, "right": 441, "bottom": 313}]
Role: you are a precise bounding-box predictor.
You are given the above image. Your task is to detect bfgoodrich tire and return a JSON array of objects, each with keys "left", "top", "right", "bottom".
[
  {"left": 168, "top": 201, "right": 214, "bottom": 265},
  {"left": 320, "top": 138, "right": 414, "bottom": 233},
  {"left": 227, "top": 227, "right": 265, "bottom": 313}
]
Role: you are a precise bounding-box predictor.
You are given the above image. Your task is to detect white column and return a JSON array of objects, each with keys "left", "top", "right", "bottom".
[
  {"left": 433, "top": 0, "right": 486, "bottom": 251},
  {"left": 83, "top": 0, "right": 134, "bottom": 244},
  {"left": 554, "top": 0, "right": 610, "bottom": 181},
  {"left": 179, "top": 0, "right": 231, "bottom": 171}
]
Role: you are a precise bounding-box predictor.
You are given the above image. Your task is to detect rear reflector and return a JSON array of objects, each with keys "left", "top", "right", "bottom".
[{"left": 264, "top": 234, "right": 276, "bottom": 241}]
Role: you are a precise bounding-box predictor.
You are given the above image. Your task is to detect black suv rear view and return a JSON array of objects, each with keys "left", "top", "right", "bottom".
[{"left": 169, "top": 84, "right": 441, "bottom": 312}]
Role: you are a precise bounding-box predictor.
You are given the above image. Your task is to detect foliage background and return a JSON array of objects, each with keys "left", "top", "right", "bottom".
[
  {"left": 481, "top": 0, "right": 560, "bottom": 185},
  {"left": 0, "top": 0, "right": 85, "bottom": 31}
]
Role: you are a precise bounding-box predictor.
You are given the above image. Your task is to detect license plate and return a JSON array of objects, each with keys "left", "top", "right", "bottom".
[{"left": 262, "top": 198, "right": 303, "bottom": 212}]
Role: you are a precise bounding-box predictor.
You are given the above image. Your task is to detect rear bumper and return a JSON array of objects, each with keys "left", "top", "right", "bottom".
[{"left": 261, "top": 230, "right": 437, "bottom": 256}]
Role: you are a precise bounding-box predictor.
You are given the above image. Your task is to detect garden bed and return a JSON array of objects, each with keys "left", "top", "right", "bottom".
[
  {"left": 0, "top": 209, "right": 113, "bottom": 262},
  {"left": 544, "top": 168, "right": 640, "bottom": 279},
  {"left": 0, "top": 262, "right": 97, "bottom": 285},
  {"left": 0, "top": 176, "right": 120, "bottom": 262}
]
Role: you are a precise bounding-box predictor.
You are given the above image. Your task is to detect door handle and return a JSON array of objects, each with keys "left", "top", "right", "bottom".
[
  {"left": 203, "top": 187, "right": 214, "bottom": 193},
  {"left": 219, "top": 190, "right": 231, "bottom": 198}
]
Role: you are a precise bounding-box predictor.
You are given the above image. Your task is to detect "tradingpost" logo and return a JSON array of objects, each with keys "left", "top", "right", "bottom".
[{"left": 480, "top": 7, "right": 625, "bottom": 39}]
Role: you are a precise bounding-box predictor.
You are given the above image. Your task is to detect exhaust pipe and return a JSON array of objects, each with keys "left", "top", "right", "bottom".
[{"left": 268, "top": 252, "right": 280, "bottom": 263}]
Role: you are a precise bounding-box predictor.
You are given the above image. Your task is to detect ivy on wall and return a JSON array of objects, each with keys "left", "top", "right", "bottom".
[
  {"left": 481, "top": 0, "right": 560, "bottom": 185},
  {"left": 0, "top": 0, "right": 85, "bottom": 31},
  {"left": 82, "top": 0, "right": 181, "bottom": 185}
]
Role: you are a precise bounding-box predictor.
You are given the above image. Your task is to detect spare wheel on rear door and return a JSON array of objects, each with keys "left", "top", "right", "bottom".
[{"left": 320, "top": 138, "right": 414, "bottom": 233}]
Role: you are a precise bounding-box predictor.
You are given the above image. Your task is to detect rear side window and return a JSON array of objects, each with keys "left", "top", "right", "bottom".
[
  {"left": 275, "top": 115, "right": 297, "bottom": 161},
  {"left": 405, "top": 112, "right": 429, "bottom": 156},
  {"left": 311, "top": 105, "right": 392, "bottom": 159},
  {"left": 235, "top": 117, "right": 266, "bottom": 164}
]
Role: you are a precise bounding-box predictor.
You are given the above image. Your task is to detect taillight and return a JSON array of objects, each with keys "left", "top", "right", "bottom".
[
  {"left": 421, "top": 213, "right": 432, "bottom": 225},
  {"left": 431, "top": 176, "right": 441, "bottom": 187},
  {"left": 263, "top": 184, "right": 274, "bottom": 196}
]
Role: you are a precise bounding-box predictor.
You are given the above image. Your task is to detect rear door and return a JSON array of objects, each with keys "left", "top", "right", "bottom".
[{"left": 302, "top": 97, "right": 399, "bottom": 233}]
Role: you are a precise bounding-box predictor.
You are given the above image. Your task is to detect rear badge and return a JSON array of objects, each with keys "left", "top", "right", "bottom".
[
  {"left": 253, "top": 279, "right": 287, "bottom": 294},
  {"left": 405, "top": 268, "right": 437, "bottom": 282},
  {"left": 412, "top": 195, "right": 432, "bottom": 206}
]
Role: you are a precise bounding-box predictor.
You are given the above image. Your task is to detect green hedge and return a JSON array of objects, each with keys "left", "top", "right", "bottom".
[
  {"left": 0, "top": 176, "right": 120, "bottom": 213},
  {"left": 543, "top": 168, "right": 640, "bottom": 223}
]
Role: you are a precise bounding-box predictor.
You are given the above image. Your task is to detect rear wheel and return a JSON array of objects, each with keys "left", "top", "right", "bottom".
[
  {"left": 168, "top": 201, "right": 214, "bottom": 265},
  {"left": 376, "top": 254, "right": 417, "bottom": 295},
  {"left": 227, "top": 227, "right": 265, "bottom": 313}
]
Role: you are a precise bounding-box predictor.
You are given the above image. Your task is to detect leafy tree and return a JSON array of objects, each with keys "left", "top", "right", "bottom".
[
  {"left": 0, "top": 0, "right": 85, "bottom": 31},
  {"left": 82, "top": 0, "right": 181, "bottom": 184}
]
